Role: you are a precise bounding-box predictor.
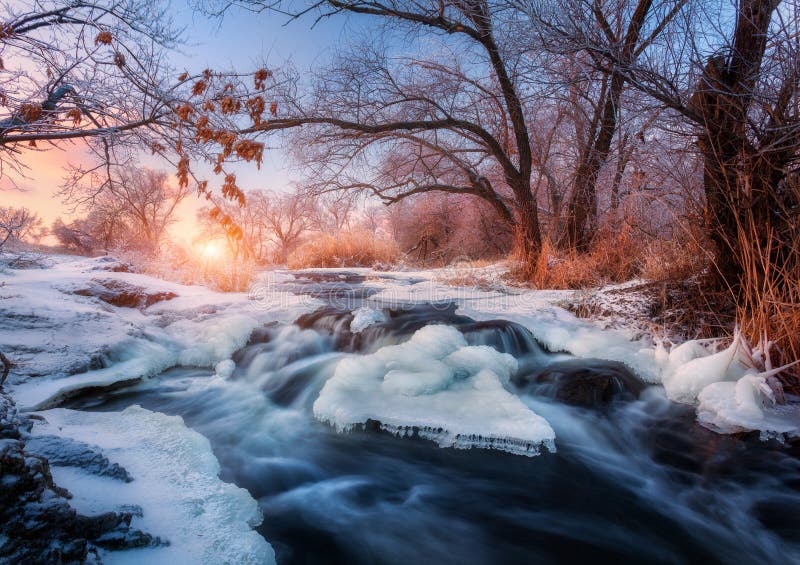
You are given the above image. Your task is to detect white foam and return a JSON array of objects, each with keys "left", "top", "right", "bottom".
[
  {"left": 314, "top": 325, "right": 555, "bottom": 456},
  {"left": 33, "top": 405, "right": 275, "bottom": 565},
  {"left": 215, "top": 359, "right": 236, "bottom": 379}
]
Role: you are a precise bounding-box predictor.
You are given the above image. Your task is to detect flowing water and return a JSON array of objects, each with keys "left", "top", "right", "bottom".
[{"left": 64, "top": 275, "right": 800, "bottom": 564}]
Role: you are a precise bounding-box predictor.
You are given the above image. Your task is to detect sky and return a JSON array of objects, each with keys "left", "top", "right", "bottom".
[{"left": 2, "top": 1, "right": 354, "bottom": 242}]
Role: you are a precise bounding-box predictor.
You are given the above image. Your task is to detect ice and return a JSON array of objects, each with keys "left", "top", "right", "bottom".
[
  {"left": 444, "top": 345, "right": 518, "bottom": 385},
  {"left": 350, "top": 307, "right": 388, "bottom": 333},
  {"left": 314, "top": 325, "right": 556, "bottom": 456},
  {"left": 32, "top": 405, "right": 275, "bottom": 565},
  {"left": 13, "top": 338, "right": 176, "bottom": 410},
  {"left": 661, "top": 336, "right": 751, "bottom": 404},
  {"left": 697, "top": 376, "right": 800, "bottom": 436}
]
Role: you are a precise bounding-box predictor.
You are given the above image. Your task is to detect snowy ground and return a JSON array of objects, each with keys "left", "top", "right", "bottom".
[{"left": 1, "top": 253, "right": 799, "bottom": 561}]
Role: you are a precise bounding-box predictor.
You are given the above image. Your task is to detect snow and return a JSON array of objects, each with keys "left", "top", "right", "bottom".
[
  {"left": 32, "top": 405, "right": 275, "bottom": 565},
  {"left": 350, "top": 306, "right": 388, "bottom": 333},
  {"left": 1, "top": 255, "right": 317, "bottom": 409},
  {"left": 314, "top": 325, "right": 556, "bottom": 456},
  {"left": 13, "top": 337, "right": 175, "bottom": 410}
]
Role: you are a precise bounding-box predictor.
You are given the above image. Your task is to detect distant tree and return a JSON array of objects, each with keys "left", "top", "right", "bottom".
[
  {"left": 389, "top": 193, "right": 512, "bottom": 264},
  {"left": 51, "top": 217, "right": 97, "bottom": 253},
  {"left": 62, "top": 166, "right": 189, "bottom": 255},
  {"left": 263, "top": 191, "right": 314, "bottom": 262},
  {"left": 309, "top": 193, "right": 356, "bottom": 235},
  {"left": 0, "top": 207, "right": 41, "bottom": 249}
]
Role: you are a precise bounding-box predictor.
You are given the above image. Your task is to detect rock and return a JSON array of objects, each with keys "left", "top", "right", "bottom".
[
  {"left": 89, "top": 256, "right": 136, "bottom": 273},
  {"left": 73, "top": 278, "right": 177, "bottom": 309},
  {"left": 294, "top": 302, "right": 474, "bottom": 353},
  {"left": 25, "top": 435, "right": 133, "bottom": 482},
  {"left": 0, "top": 389, "right": 162, "bottom": 563},
  {"left": 521, "top": 358, "right": 646, "bottom": 408}
]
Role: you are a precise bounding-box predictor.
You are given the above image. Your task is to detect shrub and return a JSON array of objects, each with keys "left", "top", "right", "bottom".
[{"left": 287, "top": 230, "right": 400, "bottom": 269}]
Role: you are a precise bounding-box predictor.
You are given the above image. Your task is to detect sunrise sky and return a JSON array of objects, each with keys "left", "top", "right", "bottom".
[{"left": 1, "top": 3, "right": 352, "bottom": 242}]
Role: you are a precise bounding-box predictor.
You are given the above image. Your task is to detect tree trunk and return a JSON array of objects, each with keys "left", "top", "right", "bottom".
[
  {"left": 690, "top": 0, "right": 783, "bottom": 289},
  {"left": 513, "top": 182, "right": 543, "bottom": 270}
]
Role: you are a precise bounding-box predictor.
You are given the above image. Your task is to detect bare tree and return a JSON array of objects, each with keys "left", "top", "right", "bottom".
[
  {"left": 64, "top": 166, "right": 189, "bottom": 255},
  {"left": 309, "top": 193, "right": 356, "bottom": 235},
  {"left": 0, "top": 0, "right": 278, "bottom": 208},
  {"left": 263, "top": 190, "right": 314, "bottom": 262},
  {"left": 0, "top": 207, "right": 41, "bottom": 249},
  {"left": 215, "top": 0, "right": 545, "bottom": 265},
  {"left": 573, "top": 0, "right": 800, "bottom": 289},
  {"left": 530, "top": 0, "right": 689, "bottom": 250}
]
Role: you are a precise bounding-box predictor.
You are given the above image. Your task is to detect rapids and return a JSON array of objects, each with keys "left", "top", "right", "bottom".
[{"left": 61, "top": 275, "right": 800, "bottom": 564}]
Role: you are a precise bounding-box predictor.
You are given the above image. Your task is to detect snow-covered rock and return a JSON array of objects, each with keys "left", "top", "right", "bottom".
[
  {"left": 32, "top": 405, "right": 275, "bottom": 565},
  {"left": 314, "top": 325, "right": 556, "bottom": 456},
  {"left": 1, "top": 391, "right": 158, "bottom": 562},
  {"left": 350, "top": 306, "right": 388, "bottom": 333}
]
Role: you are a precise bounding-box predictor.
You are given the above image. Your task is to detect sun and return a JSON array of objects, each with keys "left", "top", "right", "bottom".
[{"left": 199, "top": 240, "right": 224, "bottom": 260}]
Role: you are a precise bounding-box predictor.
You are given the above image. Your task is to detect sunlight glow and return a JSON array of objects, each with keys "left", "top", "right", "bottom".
[{"left": 199, "top": 240, "right": 224, "bottom": 260}]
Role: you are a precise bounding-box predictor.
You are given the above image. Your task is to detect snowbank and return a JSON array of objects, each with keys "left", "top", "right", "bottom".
[
  {"left": 314, "top": 325, "right": 556, "bottom": 456},
  {"left": 655, "top": 335, "right": 800, "bottom": 437},
  {"left": 660, "top": 338, "right": 751, "bottom": 403},
  {"left": 33, "top": 405, "right": 275, "bottom": 565}
]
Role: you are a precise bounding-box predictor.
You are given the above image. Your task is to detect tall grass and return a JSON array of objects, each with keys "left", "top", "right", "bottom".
[
  {"left": 729, "top": 214, "right": 800, "bottom": 392},
  {"left": 527, "top": 224, "right": 645, "bottom": 289},
  {"left": 122, "top": 247, "right": 257, "bottom": 292}
]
